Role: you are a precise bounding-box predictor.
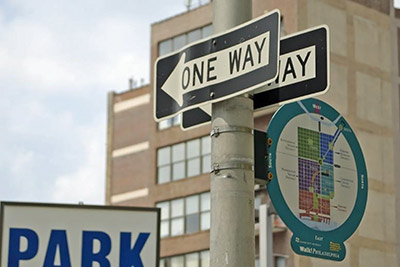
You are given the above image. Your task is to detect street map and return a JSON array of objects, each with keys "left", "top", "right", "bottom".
[{"left": 276, "top": 101, "right": 357, "bottom": 231}]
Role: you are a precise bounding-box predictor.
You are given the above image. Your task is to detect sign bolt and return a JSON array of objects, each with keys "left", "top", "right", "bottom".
[
  {"left": 267, "top": 172, "right": 273, "bottom": 181},
  {"left": 267, "top": 138, "right": 273, "bottom": 147},
  {"left": 210, "top": 92, "right": 215, "bottom": 98}
]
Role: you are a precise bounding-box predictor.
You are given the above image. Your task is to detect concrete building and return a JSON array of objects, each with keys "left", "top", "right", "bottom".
[{"left": 106, "top": 0, "right": 399, "bottom": 266}]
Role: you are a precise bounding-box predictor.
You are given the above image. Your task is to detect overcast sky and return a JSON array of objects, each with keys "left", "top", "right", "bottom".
[
  {"left": 0, "top": 0, "right": 189, "bottom": 204},
  {"left": 1, "top": 0, "right": 398, "bottom": 206}
]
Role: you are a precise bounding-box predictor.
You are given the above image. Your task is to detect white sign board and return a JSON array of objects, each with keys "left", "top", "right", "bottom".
[{"left": 0, "top": 202, "right": 160, "bottom": 267}]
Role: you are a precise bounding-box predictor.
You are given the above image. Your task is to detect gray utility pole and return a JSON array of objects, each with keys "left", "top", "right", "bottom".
[
  {"left": 260, "top": 204, "right": 274, "bottom": 267},
  {"left": 210, "top": 0, "right": 254, "bottom": 266}
]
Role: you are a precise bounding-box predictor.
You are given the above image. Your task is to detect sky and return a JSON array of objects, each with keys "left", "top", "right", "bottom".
[
  {"left": 1, "top": 0, "right": 398, "bottom": 206},
  {"left": 0, "top": 0, "right": 189, "bottom": 204}
]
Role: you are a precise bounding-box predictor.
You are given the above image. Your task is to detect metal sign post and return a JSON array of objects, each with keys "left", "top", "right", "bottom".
[
  {"left": 260, "top": 204, "right": 274, "bottom": 267},
  {"left": 210, "top": 0, "right": 260, "bottom": 266}
]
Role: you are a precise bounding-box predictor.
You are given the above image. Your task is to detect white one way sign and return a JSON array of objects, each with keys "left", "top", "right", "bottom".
[{"left": 154, "top": 10, "right": 280, "bottom": 120}]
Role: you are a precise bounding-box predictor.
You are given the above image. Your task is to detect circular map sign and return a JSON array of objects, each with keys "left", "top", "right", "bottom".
[{"left": 267, "top": 98, "right": 367, "bottom": 261}]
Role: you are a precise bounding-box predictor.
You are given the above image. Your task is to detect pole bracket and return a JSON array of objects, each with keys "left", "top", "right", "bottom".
[
  {"left": 211, "top": 162, "right": 253, "bottom": 174},
  {"left": 210, "top": 126, "right": 253, "bottom": 137}
]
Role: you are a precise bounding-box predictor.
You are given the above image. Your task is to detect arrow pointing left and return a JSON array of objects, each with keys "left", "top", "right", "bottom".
[{"left": 161, "top": 53, "right": 186, "bottom": 107}]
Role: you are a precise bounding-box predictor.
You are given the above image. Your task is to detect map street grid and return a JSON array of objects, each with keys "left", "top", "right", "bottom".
[{"left": 276, "top": 102, "right": 358, "bottom": 232}]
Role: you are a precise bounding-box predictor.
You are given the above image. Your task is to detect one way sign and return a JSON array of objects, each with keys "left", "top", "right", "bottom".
[
  {"left": 154, "top": 10, "right": 280, "bottom": 121},
  {"left": 181, "top": 25, "right": 330, "bottom": 130}
]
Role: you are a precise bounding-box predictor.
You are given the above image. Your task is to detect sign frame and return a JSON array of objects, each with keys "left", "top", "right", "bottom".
[
  {"left": 154, "top": 9, "right": 280, "bottom": 121},
  {"left": 181, "top": 25, "right": 330, "bottom": 130},
  {"left": 266, "top": 98, "right": 367, "bottom": 261},
  {"left": 0, "top": 202, "right": 161, "bottom": 266}
]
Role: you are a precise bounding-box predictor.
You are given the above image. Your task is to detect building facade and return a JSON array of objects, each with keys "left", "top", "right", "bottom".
[{"left": 106, "top": 0, "right": 399, "bottom": 266}]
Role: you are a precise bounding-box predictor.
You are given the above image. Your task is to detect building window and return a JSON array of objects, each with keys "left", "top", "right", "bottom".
[
  {"left": 275, "top": 256, "right": 287, "bottom": 267},
  {"left": 200, "top": 251, "right": 210, "bottom": 267},
  {"left": 171, "top": 198, "right": 185, "bottom": 236},
  {"left": 157, "top": 136, "right": 211, "bottom": 184},
  {"left": 187, "top": 139, "right": 200, "bottom": 177},
  {"left": 173, "top": 34, "right": 186, "bottom": 50},
  {"left": 186, "top": 195, "right": 200, "bottom": 233},
  {"left": 158, "top": 115, "right": 180, "bottom": 130},
  {"left": 156, "top": 192, "right": 210, "bottom": 238},
  {"left": 186, "top": 252, "right": 199, "bottom": 267},
  {"left": 254, "top": 256, "right": 286, "bottom": 267},
  {"left": 159, "top": 39, "right": 172, "bottom": 56},
  {"left": 157, "top": 146, "right": 171, "bottom": 184},
  {"left": 171, "top": 256, "right": 184, "bottom": 267},
  {"left": 160, "top": 250, "right": 210, "bottom": 267},
  {"left": 188, "top": 28, "right": 201, "bottom": 43},
  {"left": 157, "top": 24, "right": 213, "bottom": 130},
  {"left": 200, "top": 191, "right": 210, "bottom": 230},
  {"left": 201, "top": 136, "right": 211, "bottom": 173},
  {"left": 202, "top": 24, "right": 213, "bottom": 39},
  {"left": 172, "top": 143, "right": 186, "bottom": 181},
  {"left": 158, "top": 201, "right": 170, "bottom": 237},
  {"left": 158, "top": 24, "right": 213, "bottom": 57}
]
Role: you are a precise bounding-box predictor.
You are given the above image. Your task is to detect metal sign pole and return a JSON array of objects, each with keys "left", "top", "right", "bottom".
[
  {"left": 260, "top": 204, "right": 274, "bottom": 267},
  {"left": 210, "top": 0, "right": 254, "bottom": 266}
]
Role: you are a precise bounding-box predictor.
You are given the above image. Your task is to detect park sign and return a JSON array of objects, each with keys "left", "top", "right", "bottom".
[
  {"left": 154, "top": 10, "right": 280, "bottom": 121},
  {"left": 181, "top": 25, "right": 329, "bottom": 130},
  {"left": 267, "top": 98, "right": 367, "bottom": 261},
  {"left": 0, "top": 202, "right": 160, "bottom": 267}
]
